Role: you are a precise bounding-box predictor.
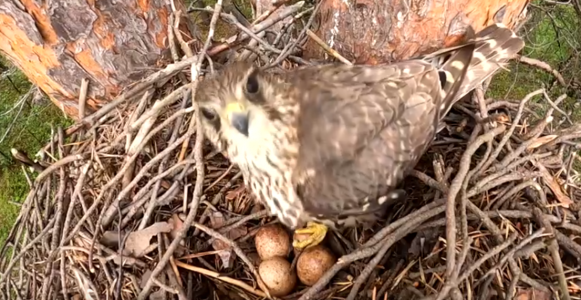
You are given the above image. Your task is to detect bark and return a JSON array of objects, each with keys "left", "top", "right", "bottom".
[
  {"left": 304, "top": 0, "right": 531, "bottom": 64},
  {"left": 0, "top": 0, "right": 197, "bottom": 119}
]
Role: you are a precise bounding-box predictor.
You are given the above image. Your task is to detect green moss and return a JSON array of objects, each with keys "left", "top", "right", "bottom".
[
  {"left": 487, "top": 3, "right": 580, "bottom": 124},
  {"left": 0, "top": 56, "right": 71, "bottom": 246},
  {"left": 0, "top": 171, "right": 27, "bottom": 244},
  {"left": 523, "top": 2, "right": 579, "bottom": 67},
  {"left": 185, "top": 0, "right": 256, "bottom": 40}
]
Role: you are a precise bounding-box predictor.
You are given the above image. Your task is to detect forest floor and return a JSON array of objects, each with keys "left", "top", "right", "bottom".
[{"left": 0, "top": 2, "right": 579, "bottom": 246}]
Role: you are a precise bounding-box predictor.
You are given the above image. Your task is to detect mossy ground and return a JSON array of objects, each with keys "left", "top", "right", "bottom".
[
  {"left": 0, "top": 57, "right": 73, "bottom": 245},
  {"left": 0, "top": 2, "right": 579, "bottom": 246},
  {"left": 488, "top": 3, "right": 580, "bottom": 117}
]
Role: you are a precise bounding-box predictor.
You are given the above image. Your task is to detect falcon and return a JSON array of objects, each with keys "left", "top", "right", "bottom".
[{"left": 194, "top": 23, "right": 525, "bottom": 250}]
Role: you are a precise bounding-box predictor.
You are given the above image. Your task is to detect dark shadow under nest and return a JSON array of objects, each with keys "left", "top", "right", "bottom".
[{"left": 1, "top": 2, "right": 581, "bottom": 300}]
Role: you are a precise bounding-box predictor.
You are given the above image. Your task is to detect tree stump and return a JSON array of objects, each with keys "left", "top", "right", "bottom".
[
  {"left": 304, "top": 0, "right": 530, "bottom": 64},
  {"left": 0, "top": 0, "right": 197, "bottom": 119}
]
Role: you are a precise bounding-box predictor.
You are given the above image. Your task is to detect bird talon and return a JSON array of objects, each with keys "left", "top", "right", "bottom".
[{"left": 292, "top": 221, "right": 328, "bottom": 250}]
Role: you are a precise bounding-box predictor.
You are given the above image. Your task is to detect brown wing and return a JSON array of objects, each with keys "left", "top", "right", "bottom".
[
  {"left": 285, "top": 23, "right": 524, "bottom": 220},
  {"left": 286, "top": 61, "right": 451, "bottom": 218},
  {"left": 286, "top": 61, "right": 445, "bottom": 169}
]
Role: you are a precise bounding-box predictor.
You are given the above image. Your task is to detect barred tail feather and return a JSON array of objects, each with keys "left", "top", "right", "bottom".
[
  {"left": 456, "top": 23, "right": 525, "bottom": 101},
  {"left": 425, "top": 23, "right": 525, "bottom": 118},
  {"left": 432, "top": 39, "right": 476, "bottom": 128}
]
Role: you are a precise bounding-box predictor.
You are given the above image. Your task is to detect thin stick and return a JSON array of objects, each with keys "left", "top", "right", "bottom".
[
  {"left": 102, "top": 113, "right": 196, "bottom": 228},
  {"left": 136, "top": 1, "right": 221, "bottom": 298},
  {"left": 444, "top": 124, "right": 507, "bottom": 278},
  {"left": 174, "top": 261, "right": 267, "bottom": 297},
  {"left": 218, "top": 210, "right": 269, "bottom": 233},
  {"left": 477, "top": 89, "right": 541, "bottom": 177},
  {"left": 193, "top": 222, "right": 258, "bottom": 273},
  {"left": 299, "top": 204, "right": 446, "bottom": 300},
  {"left": 480, "top": 228, "right": 547, "bottom": 279},
  {"left": 34, "top": 154, "right": 84, "bottom": 184},
  {"left": 0, "top": 218, "right": 56, "bottom": 281},
  {"left": 456, "top": 233, "right": 517, "bottom": 285},
  {"left": 533, "top": 208, "right": 571, "bottom": 300},
  {"left": 78, "top": 78, "right": 89, "bottom": 120},
  {"left": 410, "top": 170, "right": 449, "bottom": 194},
  {"left": 505, "top": 273, "right": 520, "bottom": 300},
  {"left": 345, "top": 206, "right": 445, "bottom": 300},
  {"left": 70, "top": 266, "right": 100, "bottom": 300},
  {"left": 518, "top": 55, "right": 567, "bottom": 86},
  {"left": 306, "top": 29, "right": 352, "bottom": 65}
]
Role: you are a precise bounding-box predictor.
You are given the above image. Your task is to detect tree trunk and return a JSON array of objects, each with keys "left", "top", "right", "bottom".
[
  {"left": 0, "top": 0, "right": 197, "bottom": 119},
  {"left": 304, "top": 0, "right": 531, "bottom": 64}
]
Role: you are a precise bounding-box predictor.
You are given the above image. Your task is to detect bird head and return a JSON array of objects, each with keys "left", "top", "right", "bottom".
[
  {"left": 194, "top": 61, "right": 299, "bottom": 165},
  {"left": 195, "top": 62, "right": 306, "bottom": 229}
]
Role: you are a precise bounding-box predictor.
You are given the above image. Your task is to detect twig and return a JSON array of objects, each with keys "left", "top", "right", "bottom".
[
  {"left": 533, "top": 208, "right": 571, "bottom": 300},
  {"left": 71, "top": 266, "right": 100, "bottom": 300},
  {"left": 174, "top": 260, "right": 267, "bottom": 297},
  {"left": 33, "top": 154, "right": 84, "bottom": 184},
  {"left": 173, "top": 10, "right": 195, "bottom": 58},
  {"left": 417, "top": 209, "right": 577, "bottom": 230},
  {"left": 491, "top": 180, "right": 547, "bottom": 210},
  {"left": 467, "top": 171, "right": 543, "bottom": 198},
  {"left": 345, "top": 206, "right": 446, "bottom": 300},
  {"left": 167, "top": 13, "right": 180, "bottom": 61},
  {"left": 555, "top": 230, "right": 581, "bottom": 259},
  {"left": 305, "top": 29, "right": 352, "bottom": 65},
  {"left": 299, "top": 204, "right": 446, "bottom": 300},
  {"left": 152, "top": 277, "right": 179, "bottom": 295},
  {"left": 518, "top": 55, "right": 567, "bottom": 86},
  {"left": 479, "top": 228, "right": 547, "bottom": 282},
  {"left": 136, "top": 0, "right": 221, "bottom": 297},
  {"left": 456, "top": 233, "right": 518, "bottom": 285},
  {"left": 0, "top": 217, "right": 56, "bottom": 282},
  {"left": 76, "top": 54, "right": 199, "bottom": 131},
  {"left": 194, "top": 172, "right": 244, "bottom": 237},
  {"left": 530, "top": 159, "right": 574, "bottom": 207},
  {"left": 193, "top": 222, "right": 260, "bottom": 279},
  {"left": 410, "top": 170, "right": 449, "bottom": 194},
  {"left": 218, "top": 209, "right": 269, "bottom": 233},
  {"left": 0, "top": 88, "right": 30, "bottom": 144},
  {"left": 102, "top": 111, "right": 196, "bottom": 228},
  {"left": 212, "top": 10, "right": 285, "bottom": 54},
  {"left": 40, "top": 162, "right": 68, "bottom": 300},
  {"left": 444, "top": 124, "right": 507, "bottom": 279},
  {"left": 129, "top": 83, "right": 193, "bottom": 132},
  {"left": 135, "top": 122, "right": 204, "bottom": 299},
  {"left": 505, "top": 272, "right": 520, "bottom": 300},
  {"left": 78, "top": 78, "right": 89, "bottom": 120},
  {"left": 477, "top": 89, "right": 541, "bottom": 176},
  {"left": 268, "top": 0, "right": 321, "bottom": 68},
  {"left": 363, "top": 199, "right": 445, "bottom": 248},
  {"left": 542, "top": 91, "right": 573, "bottom": 125}
]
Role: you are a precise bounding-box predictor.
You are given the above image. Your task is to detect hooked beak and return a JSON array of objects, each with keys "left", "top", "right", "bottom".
[{"left": 225, "top": 102, "right": 249, "bottom": 136}]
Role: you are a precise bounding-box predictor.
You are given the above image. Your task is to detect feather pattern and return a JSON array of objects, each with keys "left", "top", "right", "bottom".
[
  {"left": 283, "top": 23, "right": 524, "bottom": 227},
  {"left": 194, "top": 23, "right": 525, "bottom": 230}
]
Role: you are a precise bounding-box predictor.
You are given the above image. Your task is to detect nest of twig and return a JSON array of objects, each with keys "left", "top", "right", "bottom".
[{"left": 1, "top": 2, "right": 581, "bottom": 300}]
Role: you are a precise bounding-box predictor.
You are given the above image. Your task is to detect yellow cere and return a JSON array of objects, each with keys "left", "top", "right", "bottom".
[{"left": 225, "top": 102, "right": 245, "bottom": 115}]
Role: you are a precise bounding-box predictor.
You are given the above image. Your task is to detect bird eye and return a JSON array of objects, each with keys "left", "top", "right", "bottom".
[
  {"left": 245, "top": 72, "right": 259, "bottom": 94},
  {"left": 200, "top": 107, "right": 217, "bottom": 120}
]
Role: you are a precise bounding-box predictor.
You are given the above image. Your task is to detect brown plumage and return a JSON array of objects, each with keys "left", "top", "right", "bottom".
[{"left": 194, "top": 23, "right": 525, "bottom": 244}]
